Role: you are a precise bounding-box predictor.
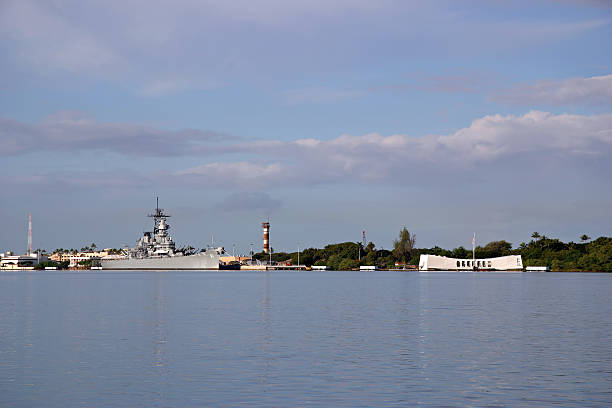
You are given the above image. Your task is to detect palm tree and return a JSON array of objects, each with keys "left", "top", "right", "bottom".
[
  {"left": 531, "top": 232, "right": 541, "bottom": 240},
  {"left": 580, "top": 234, "right": 590, "bottom": 242}
]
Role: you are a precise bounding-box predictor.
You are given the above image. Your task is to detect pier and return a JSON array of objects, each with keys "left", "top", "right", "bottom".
[{"left": 240, "top": 264, "right": 307, "bottom": 271}]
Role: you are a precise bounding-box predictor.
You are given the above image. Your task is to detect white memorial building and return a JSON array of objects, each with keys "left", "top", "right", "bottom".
[{"left": 419, "top": 254, "right": 523, "bottom": 271}]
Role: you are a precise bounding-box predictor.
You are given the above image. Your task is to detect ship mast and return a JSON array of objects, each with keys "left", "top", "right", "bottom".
[{"left": 148, "top": 197, "right": 170, "bottom": 234}]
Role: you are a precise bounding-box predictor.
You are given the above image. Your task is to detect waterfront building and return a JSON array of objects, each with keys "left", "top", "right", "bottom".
[
  {"left": 219, "top": 256, "right": 251, "bottom": 265},
  {"left": 0, "top": 252, "right": 48, "bottom": 269},
  {"left": 50, "top": 250, "right": 112, "bottom": 263},
  {"left": 49, "top": 250, "right": 120, "bottom": 267}
]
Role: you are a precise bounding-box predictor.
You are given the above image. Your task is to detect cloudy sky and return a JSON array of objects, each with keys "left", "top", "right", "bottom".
[{"left": 1, "top": 0, "right": 611, "bottom": 254}]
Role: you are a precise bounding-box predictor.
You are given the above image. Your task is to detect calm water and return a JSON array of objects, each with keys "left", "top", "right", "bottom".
[{"left": 1, "top": 271, "right": 611, "bottom": 407}]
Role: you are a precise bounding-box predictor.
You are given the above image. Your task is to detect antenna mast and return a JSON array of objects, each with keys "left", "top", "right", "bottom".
[
  {"left": 27, "top": 213, "right": 32, "bottom": 256},
  {"left": 148, "top": 197, "right": 170, "bottom": 234}
]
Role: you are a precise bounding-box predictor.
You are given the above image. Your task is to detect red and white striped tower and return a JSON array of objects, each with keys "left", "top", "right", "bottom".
[
  {"left": 262, "top": 222, "right": 270, "bottom": 254},
  {"left": 27, "top": 212, "right": 32, "bottom": 256}
]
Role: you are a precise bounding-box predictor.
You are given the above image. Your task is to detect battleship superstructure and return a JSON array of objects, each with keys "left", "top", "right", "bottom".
[{"left": 100, "top": 200, "right": 220, "bottom": 270}]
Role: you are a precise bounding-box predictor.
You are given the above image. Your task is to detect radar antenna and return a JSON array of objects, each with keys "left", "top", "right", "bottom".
[{"left": 148, "top": 197, "right": 171, "bottom": 234}]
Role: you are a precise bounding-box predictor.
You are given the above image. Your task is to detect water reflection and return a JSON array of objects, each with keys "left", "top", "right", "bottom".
[
  {"left": 259, "top": 271, "right": 271, "bottom": 386},
  {"left": 153, "top": 273, "right": 168, "bottom": 371}
]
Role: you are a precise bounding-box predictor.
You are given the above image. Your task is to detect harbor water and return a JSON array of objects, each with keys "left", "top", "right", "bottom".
[{"left": 1, "top": 271, "right": 611, "bottom": 407}]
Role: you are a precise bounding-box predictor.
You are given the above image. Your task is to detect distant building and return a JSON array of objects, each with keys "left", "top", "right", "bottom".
[
  {"left": 0, "top": 213, "right": 48, "bottom": 269},
  {"left": 219, "top": 256, "right": 251, "bottom": 265},
  {"left": 526, "top": 266, "right": 549, "bottom": 272},
  {"left": 50, "top": 250, "right": 112, "bottom": 263},
  {"left": 0, "top": 252, "right": 48, "bottom": 269},
  {"left": 49, "top": 250, "right": 126, "bottom": 267}
]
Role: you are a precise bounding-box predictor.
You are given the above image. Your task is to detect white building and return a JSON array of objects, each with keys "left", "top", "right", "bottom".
[
  {"left": 419, "top": 254, "right": 523, "bottom": 271},
  {"left": 0, "top": 252, "right": 48, "bottom": 269},
  {"left": 526, "top": 266, "right": 549, "bottom": 272}
]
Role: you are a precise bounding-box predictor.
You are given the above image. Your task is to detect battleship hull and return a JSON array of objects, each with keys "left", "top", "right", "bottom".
[{"left": 100, "top": 251, "right": 219, "bottom": 270}]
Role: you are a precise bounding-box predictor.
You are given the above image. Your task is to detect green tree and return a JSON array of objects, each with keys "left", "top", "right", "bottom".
[
  {"left": 327, "top": 254, "right": 343, "bottom": 270},
  {"left": 580, "top": 234, "right": 590, "bottom": 242},
  {"left": 393, "top": 227, "right": 416, "bottom": 263},
  {"left": 364, "top": 250, "right": 377, "bottom": 266},
  {"left": 451, "top": 246, "right": 469, "bottom": 259},
  {"left": 480, "top": 240, "right": 512, "bottom": 258},
  {"left": 338, "top": 258, "right": 359, "bottom": 270}
]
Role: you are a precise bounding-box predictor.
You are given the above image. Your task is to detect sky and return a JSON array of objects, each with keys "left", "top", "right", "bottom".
[{"left": 1, "top": 0, "right": 611, "bottom": 254}]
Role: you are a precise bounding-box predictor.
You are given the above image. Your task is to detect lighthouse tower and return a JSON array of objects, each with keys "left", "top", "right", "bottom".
[{"left": 262, "top": 222, "right": 270, "bottom": 254}]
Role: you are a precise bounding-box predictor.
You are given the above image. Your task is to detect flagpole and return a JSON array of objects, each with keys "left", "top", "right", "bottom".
[{"left": 472, "top": 233, "right": 476, "bottom": 267}]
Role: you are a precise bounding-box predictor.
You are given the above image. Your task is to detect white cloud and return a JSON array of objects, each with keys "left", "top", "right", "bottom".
[
  {"left": 256, "top": 110, "right": 612, "bottom": 160},
  {"left": 0, "top": 170, "right": 153, "bottom": 193},
  {"left": 0, "top": 111, "right": 231, "bottom": 156},
  {"left": 171, "top": 111, "right": 612, "bottom": 187},
  {"left": 494, "top": 74, "right": 612, "bottom": 106},
  {"left": 213, "top": 192, "right": 282, "bottom": 212},
  {"left": 440, "top": 111, "right": 612, "bottom": 160},
  {"left": 172, "top": 162, "right": 289, "bottom": 188}
]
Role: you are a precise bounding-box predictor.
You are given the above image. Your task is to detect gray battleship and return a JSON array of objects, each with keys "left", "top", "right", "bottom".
[{"left": 100, "top": 200, "right": 221, "bottom": 270}]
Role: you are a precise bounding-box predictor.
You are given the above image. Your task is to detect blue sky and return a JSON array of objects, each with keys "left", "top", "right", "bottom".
[{"left": 1, "top": 0, "right": 611, "bottom": 254}]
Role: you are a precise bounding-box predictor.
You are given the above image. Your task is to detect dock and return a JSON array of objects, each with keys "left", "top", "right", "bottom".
[{"left": 240, "top": 264, "right": 307, "bottom": 271}]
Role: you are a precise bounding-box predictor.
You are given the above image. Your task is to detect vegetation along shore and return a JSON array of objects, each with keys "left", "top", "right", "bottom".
[{"left": 252, "top": 230, "right": 612, "bottom": 272}]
